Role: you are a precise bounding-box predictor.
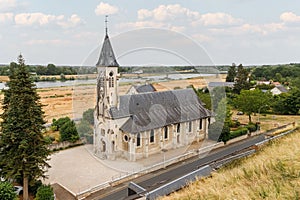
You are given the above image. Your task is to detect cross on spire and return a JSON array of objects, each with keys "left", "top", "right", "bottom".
[{"left": 105, "top": 15, "right": 108, "bottom": 36}]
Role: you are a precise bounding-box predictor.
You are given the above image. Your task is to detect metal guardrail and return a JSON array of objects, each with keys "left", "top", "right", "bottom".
[
  {"left": 146, "top": 165, "right": 212, "bottom": 200},
  {"left": 75, "top": 123, "right": 298, "bottom": 199}
]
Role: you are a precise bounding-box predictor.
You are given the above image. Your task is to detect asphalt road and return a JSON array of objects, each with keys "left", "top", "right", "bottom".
[{"left": 91, "top": 135, "right": 265, "bottom": 200}]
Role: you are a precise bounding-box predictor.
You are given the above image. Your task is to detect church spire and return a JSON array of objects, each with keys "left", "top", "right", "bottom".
[
  {"left": 105, "top": 15, "right": 108, "bottom": 36},
  {"left": 96, "top": 16, "right": 119, "bottom": 67}
]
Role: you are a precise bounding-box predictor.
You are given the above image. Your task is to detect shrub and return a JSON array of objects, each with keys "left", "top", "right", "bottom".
[
  {"left": 35, "top": 185, "right": 54, "bottom": 200},
  {"left": 246, "top": 123, "right": 257, "bottom": 132},
  {"left": 44, "top": 136, "right": 55, "bottom": 144},
  {"left": 59, "top": 120, "right": 79, "bottom": 142},
  {"left": 229, "top": 127, "right": 248, "bottom": 139},
  {"left": 0, "top": 182, "right": 18, "bottom": 200}
]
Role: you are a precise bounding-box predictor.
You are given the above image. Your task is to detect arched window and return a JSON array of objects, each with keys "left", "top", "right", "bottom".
[
  {"left": 150, "top": 130, "right": 155, "bottom": 143},
  {"left": 199, "top": 119, "right": 203, "bottom": 130},
  {"left": 109, "top": 71, "right": 114, "bottom": 88},
  {"left": 164, "top": 126, "right": 168, "bottom": 139},
  {"left": 176, "top": 123, "right": 180, "bottom": 133},
  {"left": 188, "top": 121, "right": 192, "bottom": 132},
  {"left": 137, "top": 133, "right": 141, "bottom": 147}
]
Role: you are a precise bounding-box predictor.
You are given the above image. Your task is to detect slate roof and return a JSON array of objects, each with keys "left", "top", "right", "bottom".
[
  {"left": 275, "top": 85, "right": 288, "bottom": 93},
  {"left": 109, "top": 88, "right": 212, "bottom": 134},
  {"left": 96, "top": 34, "right": 119, "bottom": 67},
  {"left": 134, "top": 84, "right": 156, "bottom": 93}
]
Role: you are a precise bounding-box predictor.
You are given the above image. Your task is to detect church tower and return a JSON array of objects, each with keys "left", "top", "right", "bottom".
[
  {"left": 94, "top": 17, "right": 119, "bottom": 159},
  {"left": 95, "top": 17, "right": 119, "bottom": 118}
]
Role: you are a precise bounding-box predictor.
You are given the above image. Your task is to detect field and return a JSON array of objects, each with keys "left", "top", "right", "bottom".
[
  {"left": 161, "top": 128, "right": 300, "bottom": 200},
  {"left": 0, "top": 74, "right": 221, "bottom": 123}
]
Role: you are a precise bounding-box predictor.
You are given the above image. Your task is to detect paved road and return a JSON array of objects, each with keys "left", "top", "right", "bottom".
[{"left": 89, "top": 135, "right": 265, "bottom": 200}]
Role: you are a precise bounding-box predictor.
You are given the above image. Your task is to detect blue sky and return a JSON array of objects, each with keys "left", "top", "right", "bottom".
[{"left": 0, "top": 0, "right": 299, "bottom": 66}]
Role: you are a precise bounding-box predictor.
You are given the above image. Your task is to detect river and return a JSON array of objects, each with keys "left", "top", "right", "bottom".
[{"left": 0, "top": 73, "right": 217, "bottom": 90}]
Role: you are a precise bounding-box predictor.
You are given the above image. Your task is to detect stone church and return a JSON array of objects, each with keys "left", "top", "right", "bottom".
[{"left": 94, "top": 30, "right": 212, "bottom": 161}]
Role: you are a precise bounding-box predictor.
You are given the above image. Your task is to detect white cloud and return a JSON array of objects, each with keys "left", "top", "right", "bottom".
[
  {"left": 210, "top": 22, "right": 285, "bottom": 36},
  {"left": 25, "top": 39, "right": 70, "bottom": 46},
  {"left": 0, "top": 12, "right": 13, "bottom": 23},
  {"left": 0, "top": 0, "right": 17, "bottom": 11},
  {"left": 137, "top": 4, "right": 200, "bottom": 21},
  {"left": 14, "top": 12, "right": 84, "bottom": 28},
  {"left": 118, "top": 20, "right": 165, "bottom": 29},
  {"left": 194, "top": 12, "right": 242, "bottom": 26},
  {"left": 15, "top": 13, "right": 57, "bottom": 26},
  {"left": 280, "top": 12, "right": 300, "bottom": 23},
  {"left": 57, "top": 14, "right": 85, "bottom": 29},
  {"left": 95, "top": 2, "right": 119, "bottom": 16}
]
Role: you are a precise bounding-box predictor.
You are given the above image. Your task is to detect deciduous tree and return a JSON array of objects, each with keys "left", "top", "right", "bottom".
[{"left": 234, "top": 89, "right": 271, "bottom": 123}]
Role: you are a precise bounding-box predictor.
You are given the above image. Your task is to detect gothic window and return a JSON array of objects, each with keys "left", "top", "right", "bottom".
[
  {"left": 176, "top": 123, "right": 180, "bottom": 133},
  {"left": 137, "top": 133, "right": 141, "bottom": 147},
  {"left": 164, "top": 126, "right": 168, "bottom": 139},
  {"left": 109, "top": 71, "right": 114, "bottom": 88},
  {"left": 188, "top": 121, "right": 192, "bottom": 132},
  {"left": 150, "top": 130, "right": 155, "bottom": 143},
  {"left": 199, "top": 119, "right": 203, "bottom": 130}
]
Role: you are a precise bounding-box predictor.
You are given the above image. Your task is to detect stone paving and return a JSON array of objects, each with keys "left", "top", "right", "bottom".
[{"left": 46, "top": 140, "right": 217, "bottom": 196}]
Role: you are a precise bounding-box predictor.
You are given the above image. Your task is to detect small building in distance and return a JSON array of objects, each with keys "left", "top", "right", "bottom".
[
  {"left": 93, "top": 29, "right": 212, "bottom": 161},
  {"left": 270, "top": 85, "right": 289, "bottom": 95}
]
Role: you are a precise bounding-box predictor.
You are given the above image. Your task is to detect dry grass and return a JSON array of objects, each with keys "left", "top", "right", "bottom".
[{"left": 161, "top": 128, "right": 300, "bottom": 200}]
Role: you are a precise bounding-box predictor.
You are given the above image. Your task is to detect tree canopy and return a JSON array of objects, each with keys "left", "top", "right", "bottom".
[
  {"left": 233, "top": 64, "right": 251, "bottom": 94},
  {"left": 226, "top": 63, "right": 236, "bottom": 82},
  {"left": 234, "top": 89, "right": 271, "bottom": 123},
  {"left": 0, "top": 55, "right": 51, "bottom": 200}
]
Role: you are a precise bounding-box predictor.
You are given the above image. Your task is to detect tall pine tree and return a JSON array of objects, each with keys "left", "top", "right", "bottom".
[
  {"left": 0, "top": 55, "right": 51, "bottom": 200},
  {"left": 233, "top": 64, "right": 250, "bottom": 94},
  {"left": 226, "top": 63, "right": 236, "bottom": 82}
]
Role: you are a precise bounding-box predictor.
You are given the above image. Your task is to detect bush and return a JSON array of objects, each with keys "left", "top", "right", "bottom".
[
  {"left": 208, "top": 122, "right": 230, "bottom": 144},
  {"left": 59, "top": 120, "right": 79, "bottom": 142},
  {"left": 44, "top": 136, "right": 55, "bottom": 144},
  {"left": 229, "top": 127, "right": 248, "bottom": 139},
  {"left": 35, "top": 185, "right": 54, "bottom": 200},
  {"left": 52, "top": 117, "right": 80, "bottom": 143},
  {"left": 246, "top": 123, "right": 257, "bottom": 132},
  {"left": 0, "top": 182, "right": 18, "bottom": 200}
]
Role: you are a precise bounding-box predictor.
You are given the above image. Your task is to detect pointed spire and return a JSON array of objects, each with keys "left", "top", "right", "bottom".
[
  {"left": 96, "top": 16, "right": 119, "bottom": 67},
  {"left": 105, "top": 15, "right": 108, "bottom": 36}
]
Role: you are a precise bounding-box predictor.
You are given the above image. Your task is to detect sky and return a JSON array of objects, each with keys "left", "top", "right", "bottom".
[{"left": 0, "top": 0, "right": 300, "bottom": 66}]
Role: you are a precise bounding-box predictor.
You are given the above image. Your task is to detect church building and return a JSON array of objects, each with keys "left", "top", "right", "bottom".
[{"left": 94, "top": 28, "right": 212, "bottom": 161}]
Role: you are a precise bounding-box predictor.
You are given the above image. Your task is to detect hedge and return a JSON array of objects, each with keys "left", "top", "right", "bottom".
[{"left": 229, "top": 127, "right": 248, "bottom": 139}]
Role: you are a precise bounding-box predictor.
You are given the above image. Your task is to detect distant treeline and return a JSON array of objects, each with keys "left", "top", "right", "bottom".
[
  {"left": 252, "top": 63, "right": 300, "bottom": 81},
  {"left": 0, "top": 63, "right": 97, "bottom": 76}
]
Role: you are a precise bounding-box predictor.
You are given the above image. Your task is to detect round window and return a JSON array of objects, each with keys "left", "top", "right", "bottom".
[
  {"left": 109, "top": 71, "right": 114, "bottom": 76},
  {"left": 123, "top": 135, "right": 129, "bottom": 142}
]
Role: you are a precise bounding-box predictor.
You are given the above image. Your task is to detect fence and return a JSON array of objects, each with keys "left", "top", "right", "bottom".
[{"left": 75, "top": 122, "right": 297, "bottom": 199}]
